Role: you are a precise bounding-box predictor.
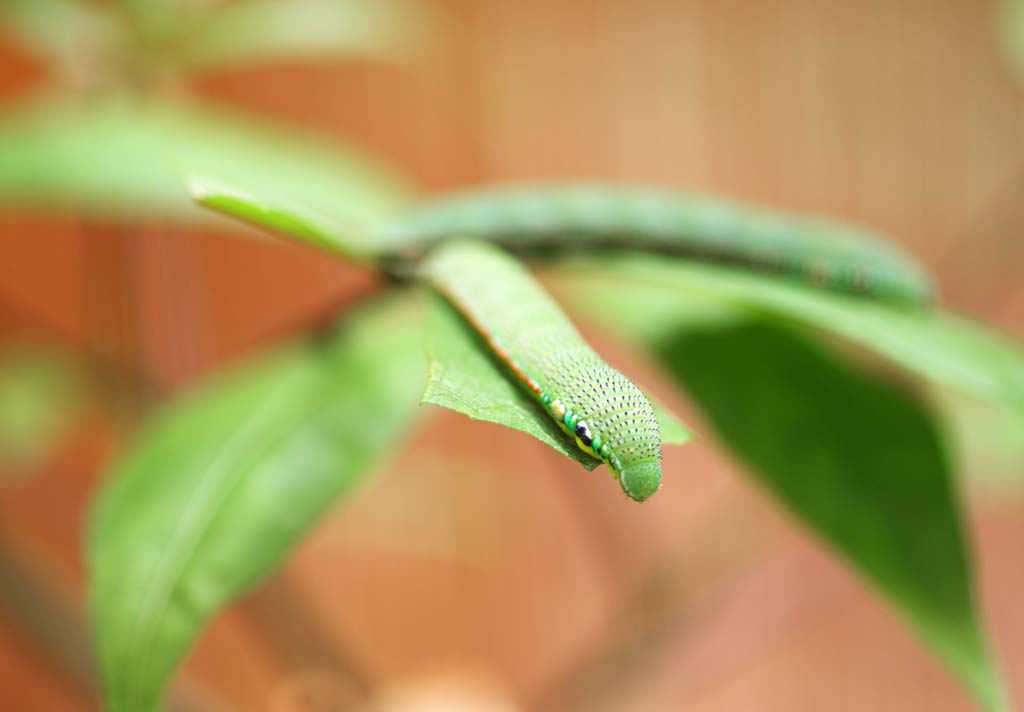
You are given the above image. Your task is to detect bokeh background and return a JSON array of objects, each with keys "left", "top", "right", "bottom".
[{"left": 1, "top": 1, "right": 1023, "bottom": 710}]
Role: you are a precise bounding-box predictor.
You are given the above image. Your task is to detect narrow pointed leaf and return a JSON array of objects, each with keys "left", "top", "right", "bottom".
[
  {"left": 88, "top": 293, "right": 426, "bottom": 712},
  {"left": 189, "top": 176, "right": 372, "bottom": 259}
]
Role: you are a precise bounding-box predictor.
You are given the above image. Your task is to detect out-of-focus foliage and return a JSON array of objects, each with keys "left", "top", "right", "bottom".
[
  {"left": 89, "top": 293, "right": 427, "bottom": 712},
  {"left": 176, "top": 0, "right": 440, "bottom": 72},
  {"left": 0, "top": 343, "right": 82, "bottom": 471},
  {"left": 656, "top": 319, "right": 1006, "bottom": 712},
  {"left": 0, "top": 97, "right": 411, "bottom": 230},
  {"left": 0, "top": 0, "right": 118, "bottom": 76},
  {"left": 0, "top": 0, "right": 437, "bottom": 85},
  {"left": 0, "top": 0, "right": 431, "bottom": 229},
  {"left": 423, "top": 295, "right": 689, "bottom": 471}
]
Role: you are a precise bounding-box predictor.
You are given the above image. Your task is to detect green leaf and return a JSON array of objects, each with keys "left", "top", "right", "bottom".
[
  {"left": 547, "top": 257, "right": 1024, "bottom": 416},
  {"left": 88, "top": 292, "right": 426, "bottom": 712},
  {"left": 189, "top": 175, "right": 373, "bottom": 259},
  {"left": 0, "top": 96, "right": 412, "bottom": 242},
  {"left": 422, "top": 295, "right": 688, "bottom": 471},
  {"left": 177, "top": 0, "right": 441, "bottom": 72},
  {"left": 0, "top": 343, "right": 82, "bottom": 472},
  {"left": 656, "top": 319, "right": 1006, "bottom": 711}
]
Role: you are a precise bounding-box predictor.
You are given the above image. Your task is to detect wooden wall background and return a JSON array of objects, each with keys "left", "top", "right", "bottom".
[{"left": 0, "top": 1, "right": 1022, "bottom": 711}]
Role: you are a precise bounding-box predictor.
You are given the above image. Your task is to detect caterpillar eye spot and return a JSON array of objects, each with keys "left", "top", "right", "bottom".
[{"left": 574, "top": 421, "right": 593, "bottom": 447}]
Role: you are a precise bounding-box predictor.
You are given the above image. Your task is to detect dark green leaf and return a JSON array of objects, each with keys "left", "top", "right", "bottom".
[
  {"left": 422, "top": 295, "right": 688, "bottom": 471},
  {"left": 658, "top": 320, "right": 1006, "bottom": 712},
  {"left": 88, "top": 292, "right": 426, "bottom": 712},
  {"left": 0, "top": 97, "right": 412, "bottom": 242}
]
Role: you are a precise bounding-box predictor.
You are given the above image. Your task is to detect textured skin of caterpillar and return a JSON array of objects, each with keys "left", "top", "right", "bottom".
[
  {"left": 421, "top": 240, "right": 663, "bottom": 502},
  {"left": 378, "top": 184, "right": 934, "bottom": 305}
]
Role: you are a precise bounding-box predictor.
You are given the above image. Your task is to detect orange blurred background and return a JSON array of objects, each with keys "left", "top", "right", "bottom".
[{"left": 1, "top": 1, "right": 1022, "bottom": 710}]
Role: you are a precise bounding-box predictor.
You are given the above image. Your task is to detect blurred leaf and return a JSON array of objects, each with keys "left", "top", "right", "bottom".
[
  {"left": 0, "top": 343, "right": 82, "bottom": 472},
  {"left": 0, "top": 0, "right": 119, "bottom": 64},
  {"left": 0, "top": 96, "right": 412, "bottom": 243},
  {"left": 178, "top": 0, "right": 441, "bottom": 72},
  {"left": 89, "top": 292, "right": 426, "bottom": 712},
  {"left": 422, "top": 296, "right": 688, "bottom": 472},
  {"left": 548, "top": 257, "right": 1024, "bottom": 416},
  {"left": 114, "top": 0, "right": 184, "bottom": 46},
  {"left": 656, "top": 319, "right": 1006, "bottom": 712}
]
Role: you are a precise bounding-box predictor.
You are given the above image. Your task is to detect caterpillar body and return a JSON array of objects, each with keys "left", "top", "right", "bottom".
[
  {"left": 380, "top": 185, "right": 933, "bottom": 305},
  {"left": 421, "top": 240, "right": 663, "bottom": 502}
]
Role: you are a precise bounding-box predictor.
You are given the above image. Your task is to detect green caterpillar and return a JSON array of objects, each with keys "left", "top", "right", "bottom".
[
  {"left": 421, "top": 240, "right": 663, "bottom": 502},
  {"left": 379, "top": 184, "right": 934, "bottom": 305}
]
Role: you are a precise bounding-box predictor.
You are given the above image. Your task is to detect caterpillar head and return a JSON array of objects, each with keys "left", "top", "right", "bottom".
[{"left": 619, "top": 459, "right": 662, "bottom": 502}]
